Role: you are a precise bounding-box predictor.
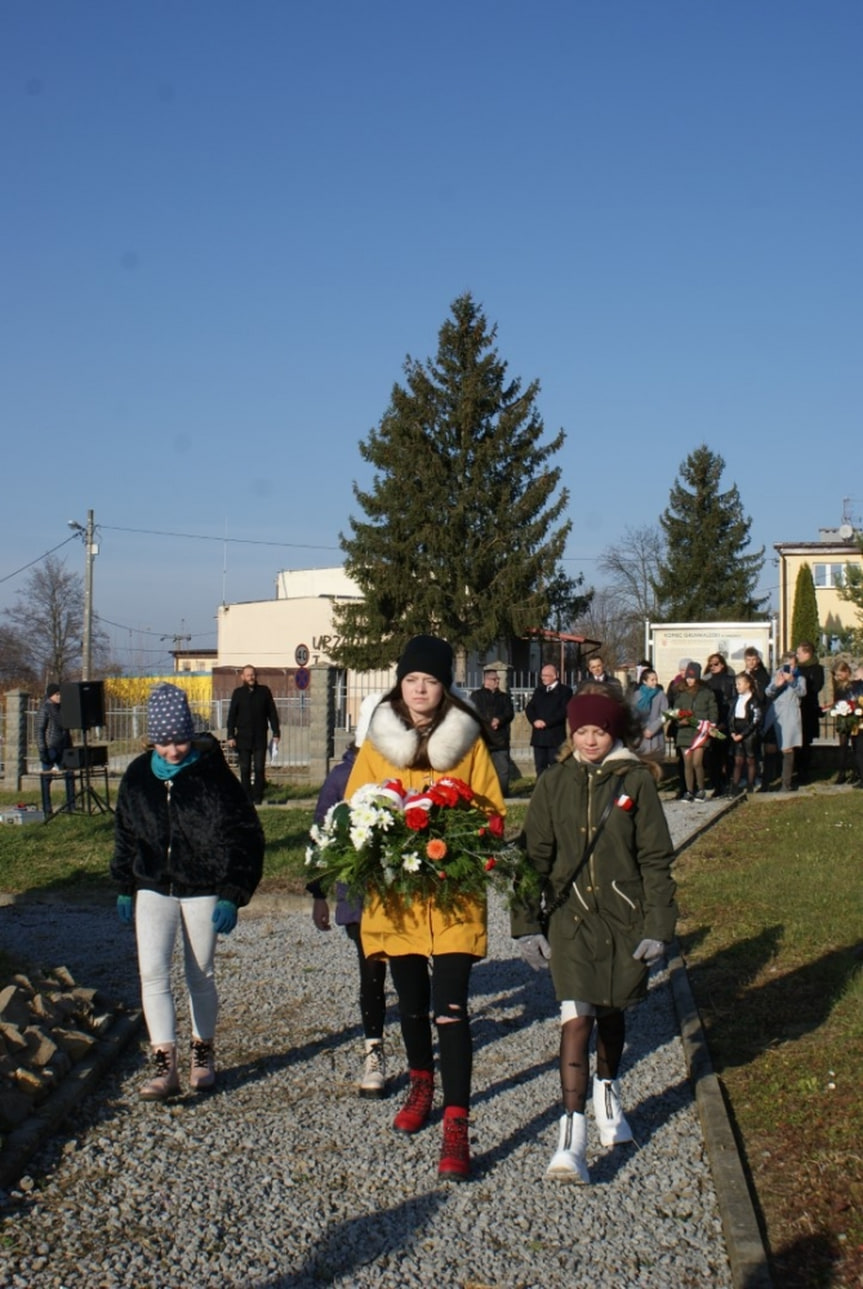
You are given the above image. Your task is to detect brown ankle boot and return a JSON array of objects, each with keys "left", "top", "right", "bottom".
[
  {"left": 392, "top": 1069, "right": 433, "bottom": 1133},
  {"left": 438, "top": 1106, "right": 471, "bottom": 1180},
  {"left": 189, "top": 1038, "right": 216, "bottom": 1091},
  {"left": 139, "top": 1045, "right": 180, "bottom": 1101}
]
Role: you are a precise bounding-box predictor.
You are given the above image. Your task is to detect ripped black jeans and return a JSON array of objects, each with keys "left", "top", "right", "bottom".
[{"left": 388, "top": 952, "right": 474, "bottom": 1109}]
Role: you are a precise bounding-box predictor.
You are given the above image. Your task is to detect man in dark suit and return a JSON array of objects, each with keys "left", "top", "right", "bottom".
[
  {"left": 226, "top": 665, "right": 281, "bottom": 805},
  {"left": 470, "top": 668, "right": 515, "bottom": 796},
  {"left": 525, "top": 663, "right": 573, "bottom": 777}
]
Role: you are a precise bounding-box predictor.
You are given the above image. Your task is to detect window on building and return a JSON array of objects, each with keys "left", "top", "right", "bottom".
[{"left": 813, "top": 563, "right": 845, "bottom": 589}]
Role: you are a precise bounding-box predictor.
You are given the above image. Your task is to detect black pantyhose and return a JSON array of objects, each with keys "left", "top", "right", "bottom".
[{"left": 559, "top": 1010, "right": 626, "bottom": 1114}]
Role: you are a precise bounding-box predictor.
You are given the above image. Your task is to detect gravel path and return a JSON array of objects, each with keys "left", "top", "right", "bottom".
[{"left": 0, "top": 798, "right": 734, "bottom": 1288}]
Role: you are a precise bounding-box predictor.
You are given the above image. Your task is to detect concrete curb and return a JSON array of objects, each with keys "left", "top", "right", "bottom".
[
  {"left": 668, "top": 792, "right": 773, "bottom": 1289},
  {"left": 669, "top": 946, "right": 772, "bottom": 1289},
  {"left": 0, "top": 1009, "right": 143, "bottom": 1191}
]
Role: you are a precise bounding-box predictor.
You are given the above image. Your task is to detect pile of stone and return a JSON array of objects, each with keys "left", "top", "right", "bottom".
[{"left": 0, "top": 968, "right": 129, "bottom": 1134}]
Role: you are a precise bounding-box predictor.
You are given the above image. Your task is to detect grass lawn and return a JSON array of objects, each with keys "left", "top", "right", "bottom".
[
  {"left": 674, "top": 793, "right": 863, "bottom": 1289},
  {"left": 2, "top": 782, "right": 860, "bottom": 1286}
]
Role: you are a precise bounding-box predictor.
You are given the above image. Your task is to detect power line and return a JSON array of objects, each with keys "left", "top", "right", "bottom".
[
  {"left": 102, "top": 524, "right": 341, "bottom": 551},
  {"left": 0, "top": 534, "right": 80, "bottom": 585}
]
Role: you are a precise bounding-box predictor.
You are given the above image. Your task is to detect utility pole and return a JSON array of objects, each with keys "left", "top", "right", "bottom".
[{"left": 69, "top": 509, "right": 98, "bottom": 681}]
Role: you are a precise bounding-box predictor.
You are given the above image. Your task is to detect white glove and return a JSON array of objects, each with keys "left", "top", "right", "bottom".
[
  {"left": 633, "top": 938, "right": 665, "bottom": 966},
  {"left": 518, "top": 934, "right": 552, "bottom": 971}
]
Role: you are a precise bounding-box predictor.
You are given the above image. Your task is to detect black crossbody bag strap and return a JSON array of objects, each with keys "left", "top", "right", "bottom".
[{"left": 540, "top": 772, "right": 627, "bottom": 928}]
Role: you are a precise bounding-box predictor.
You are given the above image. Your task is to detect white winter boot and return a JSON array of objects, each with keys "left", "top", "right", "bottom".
[
  {"left": 546, "top": 1112, "right": 590, "bottom": 1183},
  {"left": 592, "top": 1077, "right": 633, "bottom": 1146},
  {"left": 358, "top": 1038, "right": 387, "bottom": 1099}
]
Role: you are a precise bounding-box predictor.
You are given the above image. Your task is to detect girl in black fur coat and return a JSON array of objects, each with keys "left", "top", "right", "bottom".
[{"left": 111, "top": 684, "right": 264, "bottom": 1099}]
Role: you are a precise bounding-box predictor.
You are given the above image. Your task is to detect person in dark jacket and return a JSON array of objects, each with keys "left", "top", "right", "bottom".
[
  {"left": 666, "top": 662, "right": 719, "bottom": 801},
  {"left": 703, "top": 652, "right": 736, "bottom": 796},
  {"left": 226, "top": 665, "right": 281, "bottom": 804},
  {"left": 36, "top": 683, "right": 75, "bottom": 815},
  {"left": 306, "top": 694, "right": 390, "bottom": 1098},
  {"left": 112, "top": 683, "right": 264, "bottom": 1100},
  {"left": 525, "top": 664, "right": 573, "bottom": 777},
  {"left": 470, "top": 668, "right": 515, "bottom": 795},
  {"left": 795, "top": 641, "right": 825, "bottom": 782},
  {"left": 512, "top": 685, "right": 676, "bottom": 1183}
]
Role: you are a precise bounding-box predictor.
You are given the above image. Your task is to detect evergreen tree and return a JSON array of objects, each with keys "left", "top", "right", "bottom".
[
  {"left": 836, "top": 538, "right": 863, "bottom": 651},
  {"left": 652, "top": 445, "right": 766, "bottom": 620},
  {"left": 333, "top": 293, "right": 588, "bottom": 668},
  {"left": 790, "top": 563, "right": 820, "bottom": 650}
]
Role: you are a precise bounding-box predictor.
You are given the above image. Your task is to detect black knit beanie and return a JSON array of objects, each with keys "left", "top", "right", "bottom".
[{"left": 396, "top": 635, "right": 454, "bottom": 689}]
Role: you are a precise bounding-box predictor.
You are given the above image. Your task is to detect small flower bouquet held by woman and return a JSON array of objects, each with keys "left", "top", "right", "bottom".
[
  {"left": 661, "top": 708, "right": 726, "bottom": 743},
  {"left": 825, "top": 697, "right": 863, "bottom": 737},
  {"left": 305, "top": 776, "right": 535, "bottom": 911}
]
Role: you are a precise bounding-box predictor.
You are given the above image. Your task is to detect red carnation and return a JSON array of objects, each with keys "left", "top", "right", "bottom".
[
  {"left": 487, "top": 813, "right": 505, "bottom": 838},
  {"left": 484, "top": 857, "right": 496, "bottom": 871},
  {"left": 405, "top": 807, "right": 431, "bottom": 831},
  {"left": 438, "top": 776, "right": 473, "bottom": 801}
]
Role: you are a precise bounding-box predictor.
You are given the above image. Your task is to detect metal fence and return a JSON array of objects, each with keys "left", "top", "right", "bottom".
[{"left": 14, "top": 698, "right": 312, "bottom": 776}]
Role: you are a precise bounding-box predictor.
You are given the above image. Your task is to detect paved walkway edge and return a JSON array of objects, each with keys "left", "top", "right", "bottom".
[
  {"left": 668, "top": 944, "right": 773, "bottom": 1289},
  {"left": 0, "top": 1009, "right": 143, "bottom": 1191}
]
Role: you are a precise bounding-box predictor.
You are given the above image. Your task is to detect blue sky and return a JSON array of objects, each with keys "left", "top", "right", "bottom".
[{"left": 3, "top": 1, "right": 861, "bottom": 671}]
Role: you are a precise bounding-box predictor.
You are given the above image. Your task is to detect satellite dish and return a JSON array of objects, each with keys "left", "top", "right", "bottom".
[{"left": 839, "top": 523, "right": 854, "bottom": 540}]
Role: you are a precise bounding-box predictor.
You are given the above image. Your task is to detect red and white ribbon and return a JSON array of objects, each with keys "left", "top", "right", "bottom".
[{"left": 685, "top": 720, "right": 714, "bottom": 755}]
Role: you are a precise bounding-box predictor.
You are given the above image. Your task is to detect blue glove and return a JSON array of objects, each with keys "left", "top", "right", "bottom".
[
  {"left": 518, "top": 933, "right": 552, "bottom": 971},
  {"left": 212, "top": 900, "right": 238, "bottom": 934},
  {"left": 633, "top": 938, "right": 665, "bottom": 966},
  {"left": 117, "top": 895, "right": 133, "bottom": 925}
]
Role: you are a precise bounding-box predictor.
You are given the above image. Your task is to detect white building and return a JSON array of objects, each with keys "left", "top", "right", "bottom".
[{"left": 215, "top": 567, "right": 363, "bottom": 669}]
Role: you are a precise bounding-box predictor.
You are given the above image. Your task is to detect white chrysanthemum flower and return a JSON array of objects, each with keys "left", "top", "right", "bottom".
[
  {"left": 401, "top": 852, "right": 422, "bottom": 873},
  {"left": 350, "top": 825, "right": 373, "bottom": 849},
  {"left": 304, "top": 846, "right": 315, "bottom": 866},
  {"left": 834, "top": 700, "right": 852, "bottom": 716}
]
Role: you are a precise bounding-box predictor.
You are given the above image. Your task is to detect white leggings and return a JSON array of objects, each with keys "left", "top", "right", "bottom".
[{"left": 135, "top": 889, "right": 219, "bottom": 1046}]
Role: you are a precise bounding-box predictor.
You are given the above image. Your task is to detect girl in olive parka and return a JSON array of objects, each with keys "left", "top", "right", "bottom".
[{"left": 512, "top": 686, "right": 677, "bottom": 1183}]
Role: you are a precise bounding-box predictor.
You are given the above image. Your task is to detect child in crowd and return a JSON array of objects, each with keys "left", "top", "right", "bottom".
[
  {"left": 513, "top": 685, "right": 677, "bottom": 1183},
  {"left": 830, "top": 661, "right": 857, "bottom": 785},
  {"left": 630, "top": 668, "right": 669, "bottom": 762},
  {"left": 728, "top": 671, "right": 762, "bottom": 794},
  {"left": 667, "top": 662, "right": 718, "bottom": 802}
]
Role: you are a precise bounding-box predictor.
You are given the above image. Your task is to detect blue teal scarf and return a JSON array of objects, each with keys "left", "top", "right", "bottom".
[
  {"left": 150, "top": 748, "right": 201, "bottom": 780},
  {"left": 636, "top": 683, "right": 659, "bottom": 714}
]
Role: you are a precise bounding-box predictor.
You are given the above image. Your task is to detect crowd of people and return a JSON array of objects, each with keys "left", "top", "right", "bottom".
[
  {"left": 632, "top": 641, "right": 847, "bottom": 798},
  {"left": 101, "top": 635, "right": 853, "bottom": 1189}
]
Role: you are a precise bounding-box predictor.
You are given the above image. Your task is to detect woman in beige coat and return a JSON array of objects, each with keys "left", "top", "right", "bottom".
[{"left": 346, "top": 635, "right": 504, "bottom": 1181}]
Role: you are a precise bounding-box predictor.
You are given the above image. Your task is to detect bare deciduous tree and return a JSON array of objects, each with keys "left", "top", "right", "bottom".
[
  {"left": 598, "top": 524, "right": 667, "bottom": 625},
  {"left": 4, "top": 554, "right": 109, "bottom": 684}
]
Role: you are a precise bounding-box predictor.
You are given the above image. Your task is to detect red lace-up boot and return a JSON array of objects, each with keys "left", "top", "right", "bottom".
[
  {"left": 438, "top": 1105, "right": 471, "bottom": 1181},
  {"left": 392, "top": 1069, "right": 434, "bottom": 1133}
]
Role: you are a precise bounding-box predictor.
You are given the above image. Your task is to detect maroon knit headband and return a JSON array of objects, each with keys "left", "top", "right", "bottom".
[{"left": 567, "top": 692, "right": 627, "bottom": 738}]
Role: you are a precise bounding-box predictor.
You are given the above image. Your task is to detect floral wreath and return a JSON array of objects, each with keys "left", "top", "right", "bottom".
[{"left": 305, "top": 776, "right": 536, "bottom": 911}]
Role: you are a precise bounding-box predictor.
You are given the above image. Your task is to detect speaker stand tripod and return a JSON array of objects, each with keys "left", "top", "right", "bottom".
[{"left": 45, "top": 729, "right": 113, "bottom": 820}]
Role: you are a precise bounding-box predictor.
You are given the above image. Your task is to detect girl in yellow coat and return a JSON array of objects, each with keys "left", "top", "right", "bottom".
[{"left": 346, "top": 635, "right": 505, "bottom": 1181}]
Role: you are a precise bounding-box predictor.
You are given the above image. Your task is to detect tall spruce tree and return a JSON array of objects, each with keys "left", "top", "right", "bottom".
[
  {"left": 790, "top": 562, "right": 820, "bottom": 649},
  {"left": 333, "top": 293, "right": 587, "bottom": 668},
  {"left": 652, "top": 445, "right": 766, "bottom": 620}
]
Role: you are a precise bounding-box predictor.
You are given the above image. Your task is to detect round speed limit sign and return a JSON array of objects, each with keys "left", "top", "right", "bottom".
[{"left": 294, "top": 643, "right": 310, "bottom": 668}]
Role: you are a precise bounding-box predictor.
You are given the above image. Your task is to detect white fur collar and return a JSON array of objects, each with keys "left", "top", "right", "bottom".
[{"left": 367, "top": 700, "right": 481, "bottom": 771}]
